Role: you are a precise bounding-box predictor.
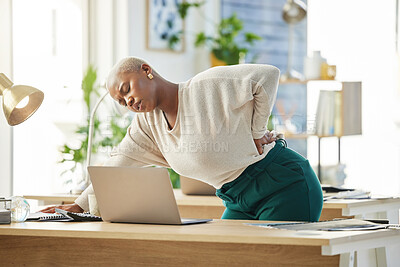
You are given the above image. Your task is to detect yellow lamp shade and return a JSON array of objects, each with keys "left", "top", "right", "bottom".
[{"left": 0, "top": 73, "right": 44, "bottom": 126}]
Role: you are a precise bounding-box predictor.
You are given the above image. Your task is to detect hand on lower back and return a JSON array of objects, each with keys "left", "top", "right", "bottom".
[{"left": 253, "top": 130, "right": 285, "bottom": 155}]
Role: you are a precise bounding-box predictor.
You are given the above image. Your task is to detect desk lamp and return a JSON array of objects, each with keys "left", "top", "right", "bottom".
[
  {"left": 86, "top": 91, "right": 110, "bottom": 168},
  {"left": 72, "top": 90, "right": 128, "bottom": 193},
  {"left": 70, "top": 91, "right": 110, "bottom": 193},
  {"left": 0, "top": 73, "right": 44, "bottom": 126},
  {"left": 0, "top": 73, "right": 44, "bottom": 223},
  {"left": 281, "top": 0, "right": 307, "bottom": 81}
]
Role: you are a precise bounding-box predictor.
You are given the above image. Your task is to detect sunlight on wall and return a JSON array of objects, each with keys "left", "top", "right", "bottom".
[
  {"left": 12, "top": 0, "right": 84, "bottom": 195},
  {"left": 307, "top": 0, "right": 400, "bottom": 195}
]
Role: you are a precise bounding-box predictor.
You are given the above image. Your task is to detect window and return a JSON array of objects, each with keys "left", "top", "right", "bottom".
[{"left": 12, "top": 0, "right": 87, "bottom": 195}]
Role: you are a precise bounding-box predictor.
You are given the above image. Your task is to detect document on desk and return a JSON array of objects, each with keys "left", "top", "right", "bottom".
[
  {"left": 323, "top": 190, "right": 371, "bottom": 201},
  {"left": 246, "top": 219, "right": 391, "bottom": 231}
]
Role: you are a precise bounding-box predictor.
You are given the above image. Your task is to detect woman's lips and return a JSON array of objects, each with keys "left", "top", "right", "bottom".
[{"left": 133, "top": 100, "right": 142, "bottom": 111}]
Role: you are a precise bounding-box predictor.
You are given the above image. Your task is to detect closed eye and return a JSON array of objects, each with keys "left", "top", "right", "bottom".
[
  {"left": 118, "top": 99, "right": 126, "bottom": 107},
  {"left": 121, "top": 84, "right": 130, "bottom": 95}
]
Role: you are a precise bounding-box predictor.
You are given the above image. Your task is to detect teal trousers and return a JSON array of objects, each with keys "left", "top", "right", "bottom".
[{"left": 216, "top": 139, "right": 323, "bottom": 222}]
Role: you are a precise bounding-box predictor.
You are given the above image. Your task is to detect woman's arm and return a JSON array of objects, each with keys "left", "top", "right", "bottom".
[
  {"left": 251, "top": 65, "right": 280, "bottom": 139},
  {"left": 41, "top": 114, "right": 169, "bottom": 213}
]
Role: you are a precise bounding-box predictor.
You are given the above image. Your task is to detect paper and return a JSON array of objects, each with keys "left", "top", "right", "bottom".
[{"left": 246, "top": 219, "right": 388, "bottom": 231}]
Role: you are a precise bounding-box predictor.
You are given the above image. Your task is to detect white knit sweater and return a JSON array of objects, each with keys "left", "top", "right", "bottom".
[{"left": 75, "top": 64, "right": 280, "bottom": 211}]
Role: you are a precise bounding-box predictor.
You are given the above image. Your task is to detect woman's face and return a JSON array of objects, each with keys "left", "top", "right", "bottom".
[{"left": 108, "top": 68, "right": 157, "bottom": 113}]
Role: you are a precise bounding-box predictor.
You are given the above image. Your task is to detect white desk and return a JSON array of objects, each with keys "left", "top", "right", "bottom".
[{"left": 321, "top": 198, "right": 400, "bottom": 224}]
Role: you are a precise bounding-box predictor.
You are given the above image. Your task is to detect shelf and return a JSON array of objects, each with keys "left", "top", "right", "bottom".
[
  {"left": 279, "top": 79, "right": 362, "bottom": 85},
  {"left": 284, "top": 133, "right": 347, "bottom": 139},
  {"left": 279, "top": 78, "right": 338, "bottom": 85},
  {"left": 284, "top": 133, "right": 312, "bottom": 139}
]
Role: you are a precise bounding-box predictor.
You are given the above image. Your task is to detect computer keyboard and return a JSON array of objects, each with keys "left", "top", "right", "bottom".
[{"left": 55, "top": 208, "right": 102, "bottom": 222}]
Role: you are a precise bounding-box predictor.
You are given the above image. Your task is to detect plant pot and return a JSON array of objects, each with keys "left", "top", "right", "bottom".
[{"left": 210, "top": 53, "right": 227, "bottom": 67}]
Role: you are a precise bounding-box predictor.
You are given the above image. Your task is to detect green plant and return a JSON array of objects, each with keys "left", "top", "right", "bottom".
[
  {"left": 167, "top": 168, "right": 181, "bottom": 189},
  {"left": 194, "top": 13, "right": 261, "bottom": 65},
  {"left": 59, "top": 65, "right": 128, "bottom": 181},
  {"left": 169, "top": 2, "right": 262, "bottom": 65}
]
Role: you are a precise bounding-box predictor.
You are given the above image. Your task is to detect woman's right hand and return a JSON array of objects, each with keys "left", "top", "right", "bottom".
[
  {"left": 39, "top": 203, "right": 84, "bottom": 214},
  {"left": 253, "top": 130, "right": 284, "bottom": 155}
]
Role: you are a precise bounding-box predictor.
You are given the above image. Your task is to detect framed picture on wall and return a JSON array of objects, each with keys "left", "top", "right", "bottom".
[{"left": 146, "top": 0, "right": 184, "bottom": 52}]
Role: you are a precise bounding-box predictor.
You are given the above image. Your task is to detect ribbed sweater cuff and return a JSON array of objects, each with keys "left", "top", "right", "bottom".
[{"left": 74, "top": 184, "right": 94, "bottom": 211}]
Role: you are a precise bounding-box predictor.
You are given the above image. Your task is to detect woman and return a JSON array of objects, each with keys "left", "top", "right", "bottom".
[{"left": 42, "top": 57, "right": 323, "bottom": 221}]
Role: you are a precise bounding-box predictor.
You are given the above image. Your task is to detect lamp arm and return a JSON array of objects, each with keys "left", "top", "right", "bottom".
[
  {"left": 85, "top": 91, "right": 109, "bottom": 183},
  {"left": 0, "top": 73, "right": 13, "bottom": 95}
]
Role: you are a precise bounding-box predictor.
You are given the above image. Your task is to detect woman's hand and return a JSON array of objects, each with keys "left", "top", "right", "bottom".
[
  {"left": 39, "top": 203, "right": 84, "bottom": 214},
  {"left": 253, "top": 130, "right": 284, "bottom": 155}
]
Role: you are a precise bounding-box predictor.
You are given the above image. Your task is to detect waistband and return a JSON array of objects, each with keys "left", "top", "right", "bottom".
[{"left": 219, "top": 139, "right": 287, "bottom": 192}]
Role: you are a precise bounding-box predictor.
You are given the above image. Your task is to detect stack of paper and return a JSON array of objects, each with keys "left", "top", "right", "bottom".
[
  {"left": 247, "top": 219, "right": 388, "bottom": 231},
  {"left": 0, "top": 209, "right": 11, "bottom": 224},
  {"left": 323, "top": 189, "right": 371, "bottom": 201}
]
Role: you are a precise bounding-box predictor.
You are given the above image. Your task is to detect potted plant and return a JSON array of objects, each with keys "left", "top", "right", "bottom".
[
  {"left": 169, "top": 2, "right": 262, "bottom": 66},
  {"left": 194, "top": 13, "right": 261, "bottom": 66}
]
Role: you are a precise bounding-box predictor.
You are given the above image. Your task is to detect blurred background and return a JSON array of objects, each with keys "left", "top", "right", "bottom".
[{"left": 0, "top": 0, "right": 399, "bottom": 197}]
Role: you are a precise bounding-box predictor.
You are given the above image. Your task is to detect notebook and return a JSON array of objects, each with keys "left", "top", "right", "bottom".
[
  {"left": 88, "top": 166, "right": 212, "bottom": 225},
  {"left": 27, "top": 210, "right": 102, "bottom": 222},
  {"left": 27, "top": 212, "right": 72, "bottom": 222}
]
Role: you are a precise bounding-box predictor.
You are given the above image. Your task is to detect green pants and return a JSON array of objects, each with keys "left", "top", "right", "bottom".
[{"left": 216, "top": 139, "right": 323, "bottom": 222}]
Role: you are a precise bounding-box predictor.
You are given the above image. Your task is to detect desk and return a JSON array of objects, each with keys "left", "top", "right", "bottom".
[
  {"left": 24, "top": 191, "right": 400, "bottom": 223},
  {"left": 321, "top": 198, "right": 400, "bottom": 223},
  {"left": 0, "top": 220, "right": 399, "bottom": 266}
]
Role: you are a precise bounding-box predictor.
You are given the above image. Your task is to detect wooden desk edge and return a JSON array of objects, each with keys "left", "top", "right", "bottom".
[{"left": 1, "top": 221, "right": 399, "bottom": 249}]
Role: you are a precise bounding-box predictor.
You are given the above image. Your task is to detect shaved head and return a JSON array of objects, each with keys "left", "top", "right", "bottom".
[{"left": 106, "top": 57, "right": 159, "bottom": 90}]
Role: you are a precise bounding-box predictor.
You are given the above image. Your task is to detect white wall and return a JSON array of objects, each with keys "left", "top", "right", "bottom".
[
  {"left": 0, "top": 0, "right": 13, "bottom": 197},
  {"left": 307, "top": 0, "right": 400, "bottom": 195}
]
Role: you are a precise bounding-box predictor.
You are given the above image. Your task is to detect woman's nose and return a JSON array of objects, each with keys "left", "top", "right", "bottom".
[{"left": 125, "top": 96, "right": 134, "bottom": 106}]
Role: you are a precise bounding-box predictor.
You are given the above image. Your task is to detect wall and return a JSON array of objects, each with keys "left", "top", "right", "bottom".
[
  {"left": 0, "top": 0, "right": 13, "bottom": 197},
  {"left": 126, "top": 0, "right": 219, "bottom": 82},
  {"left": 307, "top": 0, "right": 400, "bottom": 195}
]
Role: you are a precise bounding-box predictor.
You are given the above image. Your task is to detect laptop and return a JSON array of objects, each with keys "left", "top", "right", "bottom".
[
  {"left": 180, "top": 176, "right": 216, "bottom": 195},
  {"left": 87, "top": 166, "right": 212, "bottom": 225}
]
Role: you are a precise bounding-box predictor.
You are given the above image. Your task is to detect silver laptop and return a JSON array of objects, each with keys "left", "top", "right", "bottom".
[
  {"left": 87, "top": 166, "right": 212, "bottom": 225},
  {"left": 180, "top": 176, "right": 216, "bottom": 195}
]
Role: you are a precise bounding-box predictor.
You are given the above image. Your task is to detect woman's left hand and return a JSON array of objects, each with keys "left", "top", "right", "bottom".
[{"left": 253, "top": 130, "right": 284, "bottom": 155}]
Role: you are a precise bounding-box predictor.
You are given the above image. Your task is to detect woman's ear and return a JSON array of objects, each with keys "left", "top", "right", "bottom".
[{"left": 141, "top": 64, "right": 152, "bottom": 75}]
